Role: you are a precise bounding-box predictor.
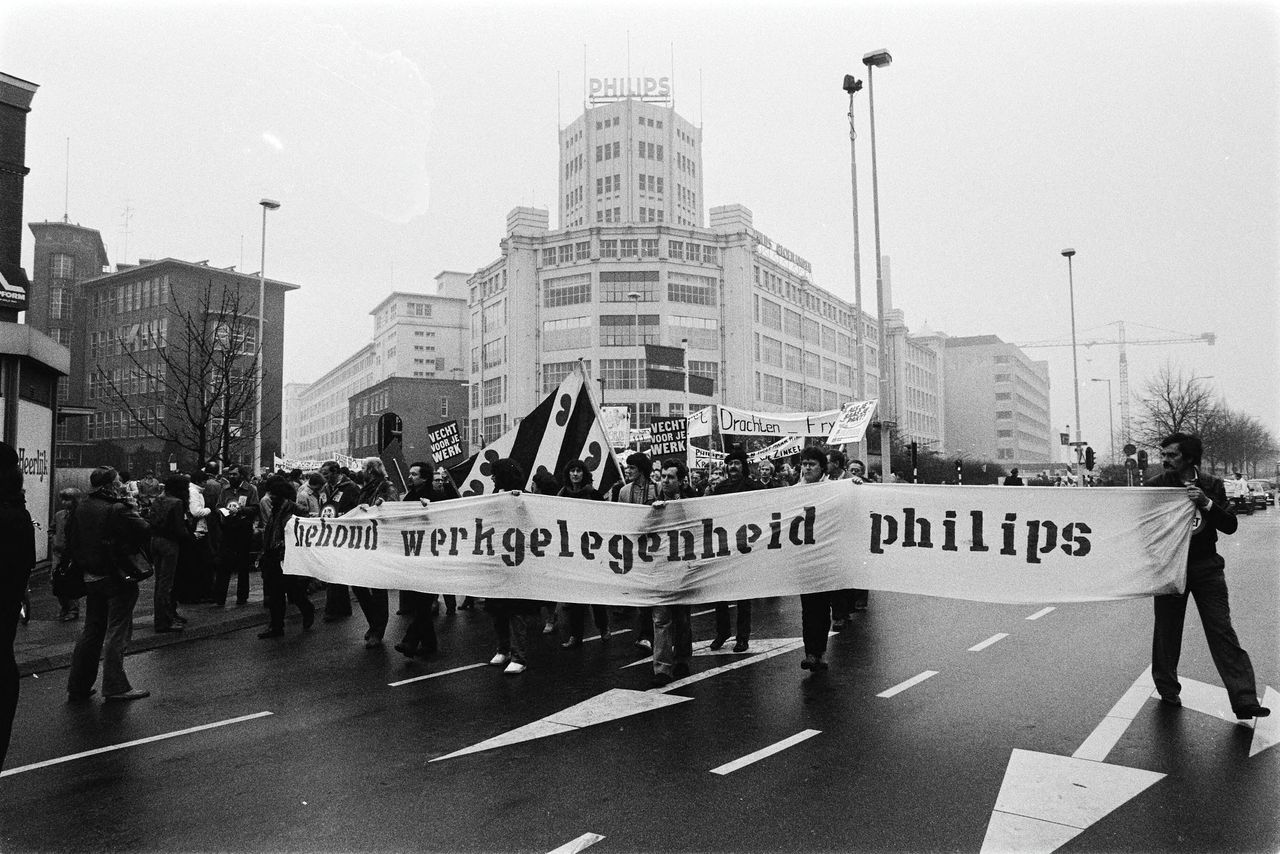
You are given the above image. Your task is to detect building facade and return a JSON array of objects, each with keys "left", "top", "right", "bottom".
[
  {"left": 943, "top": 334, "right": 1053, "bottom": 468},
  {"left": 287, "top": 272, "right": 471, "bottom": 461},
  {"left": 348, "top": 375, "right": 470, "bottom": 466},
  {"left": 70, "top": 258, "right": 296, "bottom": 473},
  {"left": 27, "top": 221, "right": 110, "bottom": 465}
]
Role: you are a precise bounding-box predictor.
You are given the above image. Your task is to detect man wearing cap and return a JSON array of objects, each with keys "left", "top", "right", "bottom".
[
  {"left": 1, "top": 442, "right": 36, "bottom": 765},
  {"left": 707, "top": 448, "right": 763, "bottom": 652}
]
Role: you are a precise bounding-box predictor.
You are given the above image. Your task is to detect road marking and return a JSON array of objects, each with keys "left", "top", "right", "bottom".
[
  {"left": 432, "top": 638, "right": 805, "bottom": 761},
  {"left": 709, "top": 729, "right": 821, "bottom": 775},
  {"left": 1025, "top": 607, "right": 1056, "bottom": 621},
  {"left": 389, "top": 662, "right": 487, "bottom": 687},
  {"left": 652, "top": 638, "right": 805, "bottom": 693},
  {"left": 968, "top": 633, "right": 1009, "bottom": 652},
  {"left": 0, "top": 711, "right": 273, "bottom": 778},
  {"left": 622, "top": 635, "right": 795, "bottom": 669},
  {"left": 547, "top": 832, "right": 605, "bottom": 853},
  {"left": 877, "top": 670, "right": 939, "bottom": 698}
]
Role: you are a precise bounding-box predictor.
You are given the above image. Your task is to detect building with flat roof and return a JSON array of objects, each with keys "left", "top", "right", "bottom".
[
  {"left": 287, "top": 272, "right": 471, "bottom": 461},
  {"left": 944, "top": 334, "right": 1053, "bottom": 469}
]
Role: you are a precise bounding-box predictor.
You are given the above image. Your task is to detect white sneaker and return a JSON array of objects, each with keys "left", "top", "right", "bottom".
[
  {"left": 543, "top": 621, "right": 555, "bottom": 635},
  {"left": 489, "top": 652, "right": 510, "bottom": 666},
  {"left": 635, "top": 638, "right": 653, "bottom": 652},
  {"left": 504, "top": 661, "right": 527, "bottom": 674}
]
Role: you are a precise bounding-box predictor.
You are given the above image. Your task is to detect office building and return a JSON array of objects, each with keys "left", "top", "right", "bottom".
[{"left": 944, "top": 334, "right": 1054, "bottom": 468}]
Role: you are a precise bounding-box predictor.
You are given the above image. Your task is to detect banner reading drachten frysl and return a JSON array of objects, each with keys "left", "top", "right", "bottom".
[
  {"left": 283, "top": 483, "right": 1192, "bottom": 606},
  {"left": 688, "top": 404, "right": 844, "bottom": 438}
]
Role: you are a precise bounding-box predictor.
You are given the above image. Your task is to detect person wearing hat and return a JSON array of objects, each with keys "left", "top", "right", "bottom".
[
  {"left": 1, "top": 441, "right": 36, "bottom": 766},
  {"left": 706, "top": 447, "right": 763, "bottom": 652}
]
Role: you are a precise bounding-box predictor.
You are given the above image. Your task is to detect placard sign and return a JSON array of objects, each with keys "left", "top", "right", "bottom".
[
  {"left": 428, "top": 420, "right": 463, "bottom": 464},
  {"left": 647, "top": 417, "right": 687, "bottom": 457}
]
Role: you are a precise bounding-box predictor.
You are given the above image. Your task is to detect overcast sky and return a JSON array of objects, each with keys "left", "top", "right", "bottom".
[{"left": 5, "top": 1, "right": 1277, "bottom": 457}]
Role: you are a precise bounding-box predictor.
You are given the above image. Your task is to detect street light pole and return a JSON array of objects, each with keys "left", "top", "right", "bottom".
[
  {"left": 863, "top": 48, "right": 892, "bottom": 479},
  {"left": 843, "top": 73, "right": 867, "bottom": 463},
  {"left": 255, "top": 198, "right": 280, "bottom": 475},
  {"left": 1091, "top": 377, "right": 1114, "bottom": 465},
  {"left": 1062, "top": 248, "right": 1083, "bottom": 486},
  {"left": 629, "top": 290, "right": 642, "bottom": 449}
]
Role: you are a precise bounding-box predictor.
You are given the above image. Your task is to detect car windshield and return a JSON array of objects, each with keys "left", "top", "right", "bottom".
[{"left": 1247, "top": 481, "right": 1269, "bottom": 489}]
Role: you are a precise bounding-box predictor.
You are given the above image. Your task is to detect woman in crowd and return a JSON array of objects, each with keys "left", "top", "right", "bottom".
[
  {"left": 556, "top": 460, "right": 609, "bottom": 648},
  {"left": 257, "top": 477, "right": 315, "bottom": 638},
  {"left": 148, "top": 475, "right": 192, "bottom": 633}
]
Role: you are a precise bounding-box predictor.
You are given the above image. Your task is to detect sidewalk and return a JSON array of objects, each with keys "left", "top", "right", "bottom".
[{"left": 15, "top": 564, "right": 289, "bottom": 677}]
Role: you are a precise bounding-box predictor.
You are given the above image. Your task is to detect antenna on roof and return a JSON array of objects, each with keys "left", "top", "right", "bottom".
[{"left": 63, "top": 138, "right": 70, "bottom": 223}]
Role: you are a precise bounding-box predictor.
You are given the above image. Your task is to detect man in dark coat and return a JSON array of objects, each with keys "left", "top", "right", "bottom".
[
  {"left": 66, "top": 466, "right": 152, "bottom": 702},
  {"left": 707, "top": 448, "right": 763, "bottom": 652},
  {"left": 1146, "top": 432, "right": 1269, "bottom": 719},
  {"left": 0, "top": 442, "right": 35, "bottom": 767}
]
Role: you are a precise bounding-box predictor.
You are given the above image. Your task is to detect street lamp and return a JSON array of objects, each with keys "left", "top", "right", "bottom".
[
  {"left": 1090, "top": 377, "right": 1114, "bottom": 465},
  {"left": 863, "top": 48, "right": 892, "bottom": 478},
  {"left": 628, "top": 290, "right": 642, "bottom": 446},
  {"left": 1062, "top": 248, "right": 1082, "bottom": 485},
  {"left": 254, "top": 198, "right": 280, "bottom": 475},
  {"left": 843, "top": 73, "right": 867, "bottom": 463}
]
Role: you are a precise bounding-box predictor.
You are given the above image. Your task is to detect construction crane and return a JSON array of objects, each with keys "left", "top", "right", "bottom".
[{"left": 1017, "top": 321, "right": 1215, "bottom": 444}]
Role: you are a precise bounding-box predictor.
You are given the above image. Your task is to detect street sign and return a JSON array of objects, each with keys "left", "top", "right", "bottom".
[{"left": 1123, "top": 443, "right": 1137, "bottom": 456}]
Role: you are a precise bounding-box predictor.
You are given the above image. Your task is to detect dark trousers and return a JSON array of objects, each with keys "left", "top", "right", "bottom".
[
  {"left": 1, "top": 572, "right": 28, "bottom": 768},
  {"left": 68, "top": 576, "right": 139, "bottom": 697},
  {"left": 800, "top": 592, "right": 831, "bottom": 658},
  {"left": 400, "top": 592, "right": 439, "bottom": 654},
  {"left": 260, "top": 550, "right": 314, "bottom": 631},
  {"left": 491, "top": 608, "right": 534, "bottom": 662},
  {"left": 829, "top": 589, "right": 853, "bottom": 620},
  {"left": 176, "top": 535, "right": 215, "bottom": 603},
  {"left": 653, "top": 605, "right": 692, "bottom": 677},
  {"left": 354, "top": 587, "right": 389, "bottom": 641},
  {"left": 151, "top": 536, "right": 181, "bottom": 630},
  {"left": 633, "top": 607, "right": 653, "bottom": 642},
  {"left": 1152, "top": 561, "right": 1260, "bottom": 712},
  {"left": 715, "top": 600, "right": 752, "bottom": 641},
  {"left": 213, "top": 544, "right": 252, "bottom": 606},
  {"left": 566, "top": 603, "right": 609, "bottom": 639},
  {"left": 325, "top": 583, "right": 354, "bottom": 617}
]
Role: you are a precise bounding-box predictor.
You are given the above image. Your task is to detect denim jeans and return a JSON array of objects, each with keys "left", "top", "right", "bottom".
[
  {"left": 68, "top": 576, "right": 139, "bottom": 696},
  {"left": 652, "top": 605, "right": 692, "bottom": 676}
]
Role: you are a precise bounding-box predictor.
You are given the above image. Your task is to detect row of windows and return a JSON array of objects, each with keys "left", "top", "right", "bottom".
[
  {"left": 50, "top": 287, "right": 72, "bottom": 320},
  {"left": 637, "top": 141, "right": 664, "bottom": 161},
  {"left": 50, "top": 253, "right": 76, "bottom": 279},
  {"left": 597, "top": 173, "right": 621, "bottom": 195},
  {"left": 539, "top": 238, "right": 720, "bottom": 268},
  {"left": 88, "top": 318, "right": 169, "bottom": 359},
  {"left": 636, "top": 116, "right": 664, "bottom": 129},
  {"left": 541, "top": 271, "right": 718, "bottom": 308},
  {"left": 88, "top": 407, "right": 166, "bottom": 440},
  {"left": 87, "top": 364, "right": 167, "bottom": 401},
  {"left": 755, "top": 373, "right": 839, "bottom": 412},
  {"left": 542, "top": 314, "right": 719, "bottom": 352},
  {"left": 92, "top": 276, "right": 172, "bottom": 317},
  {"left": 638, "top": 173, "right": 664, "bottom": 195},
  {"left": 596, "top": 141, "right": 622, "bottom": 162}
]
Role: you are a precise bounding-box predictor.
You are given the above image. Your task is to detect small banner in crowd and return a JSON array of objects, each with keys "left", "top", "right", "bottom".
[
  {"left": 601, "top": 406, "right": 631, "bottom": 450},
  {"left": 428, "top": 420, "right": 464, "bottom": 465},
  {"left": 284, "top": 482, "right": 1194, "bottom": 606},
  {"left": 691, "top": 436, "right": 806, "bottom": 468},
  {"left": 454, "top": 364, "right": 623, "bottom": 496},
  {"left": 827, "top": 399, "right": 879, "bottom": 445},
  {"left": 648, "top": 417, "right": 688, "bottom": 457},
  {"left": 688, "top": 404, "right": 844, "bottom": 438},
  {"left": 275, "top": 453, "right": 359, "bottom": 473}
]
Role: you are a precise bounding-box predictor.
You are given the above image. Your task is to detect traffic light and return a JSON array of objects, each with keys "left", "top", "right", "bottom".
[
  {"left": 1137, "top": 449, "right": 1148, "bottom": 470},
  {"left": 909, "top": 441, "right": 918, "bottom": 467},
  {"left": 1084, "top": 446, "right": 1095, "bottom": 470},
  {"left": 955, "top": 459, "right": 962, "bottom": 473}
]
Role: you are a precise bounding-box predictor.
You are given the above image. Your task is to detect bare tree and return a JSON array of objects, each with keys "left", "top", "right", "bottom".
[
  {"left": 1133, "top": 362, "right": 1219, "bottom": 448},
  {"left": 94, "top": 278, "right": 266, "bottom": 468},
  {"left": 1203, "top": 407, "right": 1279, "bottom": 476}
]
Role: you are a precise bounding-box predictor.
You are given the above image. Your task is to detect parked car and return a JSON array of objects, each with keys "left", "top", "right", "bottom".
[{"left": 1247, "top": 479, "right": 1274, "bottom": 508}]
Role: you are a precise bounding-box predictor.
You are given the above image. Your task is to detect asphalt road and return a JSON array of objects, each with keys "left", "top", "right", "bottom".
[{"left": 3, "top": 507, "right": 1277, "bottom": 854}]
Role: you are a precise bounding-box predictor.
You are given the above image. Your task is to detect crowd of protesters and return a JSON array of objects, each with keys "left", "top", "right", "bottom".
[{"left": 3, "top": 428, "right": 1269, "bottom": 771}]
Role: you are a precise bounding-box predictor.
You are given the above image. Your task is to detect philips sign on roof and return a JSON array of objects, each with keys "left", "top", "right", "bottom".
[{"left": 589, "top": 76, "right": 671, "bottom": 103}]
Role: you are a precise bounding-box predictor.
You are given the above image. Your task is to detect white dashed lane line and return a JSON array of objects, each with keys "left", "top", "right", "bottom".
[
  {"left": 709, "top": 729, "right": 822, "bottom": 775},
  {"left": 546, "top": 832, "right": 605, "bottom": 853},
  {"left": 877, "top": 671, "right": 939, "bottom": 698},
  {"left": 1025, "top": 607, "right": 1056, "bottom": 621},
  {"left": 0, "top": 711, "right": 274, "bottom": 778},
  {"left": 968, "top": 633, "right": 1010, "bottom": 652}
]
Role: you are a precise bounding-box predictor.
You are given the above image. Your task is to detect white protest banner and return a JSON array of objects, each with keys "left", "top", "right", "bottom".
[
  {"left": 276, "top": 454, "right": 338, "bottom": 472},
  {"left": 601, "top": 406, "right": 632, "bottom": 449},
  {"left": 688, "top": 404, "right": 844, "bottom": 438},
  {"left": 284, "top": 483, "right": 1192, "bottom": 606},
  {"left": 827, "top": 399, "right": 879, "bottom": 445},
  {"left": 750, "top": 436, "right": 805, "bottom": 462}
]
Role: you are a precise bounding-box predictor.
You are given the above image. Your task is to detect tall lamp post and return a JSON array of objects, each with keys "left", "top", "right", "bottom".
[
  {"left": 842, "top": 73, "right": 866, "bottom": 463},
  {"left": 863, "top": 48, "right": 892, "bottom": 478},
  {"left": 254, "top": 198, "right": 280, "bottom": 475},
  {"left": 628, "top": 290, "right": 642, "bottom": 448},
  {"left": 1090, "top": 377, "right": 1114, "bottom": 465},
  {"left": 1062, "top": 248, "right": 1082, "bottom": 485}
]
